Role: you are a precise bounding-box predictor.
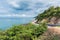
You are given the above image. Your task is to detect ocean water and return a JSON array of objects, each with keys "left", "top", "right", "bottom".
[{"left": 0, "top": 17, "right": 34, "bottom": 30}]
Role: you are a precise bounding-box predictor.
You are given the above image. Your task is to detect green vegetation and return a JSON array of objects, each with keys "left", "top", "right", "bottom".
[
  {"left": 0, "top": 23, "right": 47, "bottom": 40},
  {"left": 35, "top": 6, "right": 60, "bottom": 23}
]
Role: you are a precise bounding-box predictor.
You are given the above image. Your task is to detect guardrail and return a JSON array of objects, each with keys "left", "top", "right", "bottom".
[{"left": 47, "top": 24, "right": 60, "bottom": 26}]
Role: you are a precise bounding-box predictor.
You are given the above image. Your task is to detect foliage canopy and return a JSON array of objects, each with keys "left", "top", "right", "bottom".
[
  {"left": 35, "top": 6, "right": 60, "bottom": 22},
  {"left": 0, "top": 23, "right": 47, "bottom": 40}
]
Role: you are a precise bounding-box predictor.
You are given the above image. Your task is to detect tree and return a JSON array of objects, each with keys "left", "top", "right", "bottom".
[{"left": 35, "top": 6, "right": 60, "bottom": 24}]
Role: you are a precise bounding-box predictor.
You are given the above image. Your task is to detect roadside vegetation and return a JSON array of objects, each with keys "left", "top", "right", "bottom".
[{"left": 0, "top": 23, "right": 47, "bottom": 40}]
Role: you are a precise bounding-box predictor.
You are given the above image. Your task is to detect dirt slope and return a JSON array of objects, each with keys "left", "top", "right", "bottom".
[{"left": 48, "top": 27, "right": 60, "bottom": 34}]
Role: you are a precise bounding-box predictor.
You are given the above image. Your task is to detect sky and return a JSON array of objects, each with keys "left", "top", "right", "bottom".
[{"left": 0, "top": 0, "right": 60, "bottom": 17}]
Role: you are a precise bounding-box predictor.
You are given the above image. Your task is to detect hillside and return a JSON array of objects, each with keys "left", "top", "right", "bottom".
[{"left": 35, "top": 6, "right": 60, "bottom": 24}]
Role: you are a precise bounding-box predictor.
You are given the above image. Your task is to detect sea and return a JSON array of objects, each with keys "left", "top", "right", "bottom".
[{"left": 0, "top": 17, "right": 34, "bottom": 30}]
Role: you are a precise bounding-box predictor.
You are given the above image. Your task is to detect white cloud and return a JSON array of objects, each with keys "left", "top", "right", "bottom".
[
  {"left": 9, "top": 1, "right": 19, "bottom": 8},
  {"left": 0, "top": 14, "right": 35, "bottom": 17},
  {"left": 1, "top": 0, "right": 60, "bottom": 17},
  {"left": 6, "top": 0, "right": 60, "bottom": 8},
  {"left": 7, "top": 0, "right": 20, "bottom": 8}
]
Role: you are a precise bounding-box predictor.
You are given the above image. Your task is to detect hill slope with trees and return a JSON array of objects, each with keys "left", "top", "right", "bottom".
[{"left": 35, "top": 6, "right": 60, "bottom": 24}]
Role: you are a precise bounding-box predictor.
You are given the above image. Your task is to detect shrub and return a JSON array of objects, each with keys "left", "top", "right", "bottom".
[{"left": 0, "top": 23, "right": 47, "bottom": 40}]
